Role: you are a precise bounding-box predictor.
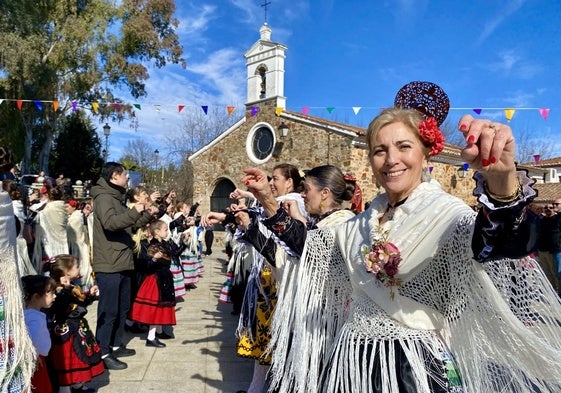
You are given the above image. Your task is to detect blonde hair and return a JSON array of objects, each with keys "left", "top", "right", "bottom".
[{"left": 366, "top": 108, "right": 429, "bottom": 156}]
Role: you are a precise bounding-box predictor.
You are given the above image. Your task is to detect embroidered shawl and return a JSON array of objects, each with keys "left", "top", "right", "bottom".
[{"left": 269, "top": 181, "right": 561, "bottom": 393}]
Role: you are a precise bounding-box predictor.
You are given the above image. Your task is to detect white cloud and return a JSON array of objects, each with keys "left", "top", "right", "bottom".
[{"left": 477, "top": 0, "right": 526, "bottom": 44}]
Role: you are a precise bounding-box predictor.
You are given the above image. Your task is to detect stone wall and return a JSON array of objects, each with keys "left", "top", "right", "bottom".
[{"left": 191, "top": 103, "right": 477, "bottom": 215}]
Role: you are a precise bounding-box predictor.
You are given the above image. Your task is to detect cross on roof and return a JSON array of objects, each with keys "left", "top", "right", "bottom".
[{"left": 261, "top": 0, "right": 271, "bottom": 22}]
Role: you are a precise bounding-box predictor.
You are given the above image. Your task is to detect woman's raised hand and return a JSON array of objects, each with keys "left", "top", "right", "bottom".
[
  {"left": 241, "top": 167, "right": 271, "bottom": 199},
  {"left": 200, "top": 211, "right": 226, "bottom": 227},
  {"left": 458, "top": 115, "right": 518, "bottom": 196}
]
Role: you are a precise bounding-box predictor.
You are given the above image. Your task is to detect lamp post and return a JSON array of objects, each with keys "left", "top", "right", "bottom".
[
  {"left": 103, "top": 123, "right": 111, "bottom": 162},
  {"left": 153, "top": 149, "right": 159, "bottom": 188}
]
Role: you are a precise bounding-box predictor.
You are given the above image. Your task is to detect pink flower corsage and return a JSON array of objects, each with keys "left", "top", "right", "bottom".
[
  {"left": 362, "top": 227, "right": 403, "bottom": 300},
  {"left": 418, "top": 116, "right": 444, "bottom": 156}
]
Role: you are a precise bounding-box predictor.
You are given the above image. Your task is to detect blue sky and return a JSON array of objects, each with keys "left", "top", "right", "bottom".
[{"left": 105, "top": 0, "right": 561, "bottom": 164}]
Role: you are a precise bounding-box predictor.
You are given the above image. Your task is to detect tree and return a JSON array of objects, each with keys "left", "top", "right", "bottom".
[
  {"left": 51, "top": 111, "right": 104, "bottom": 182},
  {"left": 121, "top": 139, "right": 158, "bottom": 185},
  {"left": 0, "top": 0, "right": 185, "bottom": 172}
]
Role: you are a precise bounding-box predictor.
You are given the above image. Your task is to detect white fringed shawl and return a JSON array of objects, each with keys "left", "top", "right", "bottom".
[
  {"left": 67, "top": 210, "right": 93, "bottom": 287},
  {"left": 32, "top": 200, "right": 68, "bottom": 271},
  {"left": 0, "top": 189, "right": 36, "bottom": 392},
  {"left": 269, "top": 181, "right": 561, "bottom": 393}
]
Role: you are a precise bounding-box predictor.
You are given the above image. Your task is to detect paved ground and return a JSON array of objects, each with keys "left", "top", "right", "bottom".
[{"left": 86, "top": 252, "right": 253, "bottom": 393}]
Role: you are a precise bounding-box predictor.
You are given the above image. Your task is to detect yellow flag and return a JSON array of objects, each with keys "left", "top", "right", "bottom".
[
  {"left": 92, "top": 102, "right": 99, "bottom": 114},
  {"left": 275, "top": 107, "right": 284, "bottom": 116},
  {"left": 504, "top": 108, "right": 515, "bottom": 121}
]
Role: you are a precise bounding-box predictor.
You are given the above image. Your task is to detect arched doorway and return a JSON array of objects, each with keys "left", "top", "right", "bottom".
[{"left": 210, "top": 178, "right": 236, "bottom": 231}]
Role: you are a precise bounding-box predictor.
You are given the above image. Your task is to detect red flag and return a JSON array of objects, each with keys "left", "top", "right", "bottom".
[{"left": 16, "top": 100, "right": 23, "bottom": 110}]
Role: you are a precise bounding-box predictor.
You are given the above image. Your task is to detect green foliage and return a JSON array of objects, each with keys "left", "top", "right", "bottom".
[
  {"left": 0, "top": 0, "right": 185, "bottom": 172},
  {"left": 51, "top": 111, "right": 104, "bottom": 181}
]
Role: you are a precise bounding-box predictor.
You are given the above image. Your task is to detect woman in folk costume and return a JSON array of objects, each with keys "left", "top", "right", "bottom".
[
  {"left": 66, "top": 199, "right": 94, "bottom": 288},
  {"left": 256, "top": 81, "right": 561, "bottom": 393},
  {"left": 0, "top": 146, "right": 36, "bottom": 392},
  {"left": 32, "top": 185, "right": 69, "bottom": 273},
  {"left": 2, "top": 179, "right": 36, "bottom": 276},
  {"left": 202, "top": 163, "right": 308, "bottom": 393}
]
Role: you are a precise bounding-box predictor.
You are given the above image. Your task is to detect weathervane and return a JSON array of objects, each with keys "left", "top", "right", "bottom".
[{"left": 261, "top": 0, "right": 271, "bottom": 22}]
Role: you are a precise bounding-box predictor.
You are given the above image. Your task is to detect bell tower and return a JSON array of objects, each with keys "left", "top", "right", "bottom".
[{"left": 244, "top": 22, "right": 287, "bottom": 108}]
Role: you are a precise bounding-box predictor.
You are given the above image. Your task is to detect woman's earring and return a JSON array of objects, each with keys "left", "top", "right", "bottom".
[{"left": 422, "top": 167, "right": 431, "bottom": 182}]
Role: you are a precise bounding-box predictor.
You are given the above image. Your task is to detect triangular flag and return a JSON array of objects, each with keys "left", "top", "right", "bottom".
[
  {"left": 92, "top": 102, "right": 99, "bottom": 114},
  {"left": 463, "top": 163, "right": 469, "bottom": 171},
  {"left": 112, "top": 103, "right": 121, "bottom": 111},
  {"left": 178, "top": 105, "right": 185, "bottom": 113},
  {"left": 275, "top": 107, "right": 284, "bottom": 116},
  {"left": 539, "top": 108, "right": 550, "bottom": 120},
  {"left": 201, "top": 105, "right": 208, "bottom": 115},
  {"left": 53, "top": 100, "right": 59, "bottom": 112},
  {"left": 504, "top": 108, "right": 515, "bottom": 121},
  {"left": 33, "top": 100, "right": 43, "bottom": 111},
  {"left": 533, "top": 154, "right": 540, "bottom": 164},
  {"left": 445, "top": 164, "right": 450, "bottom": 171},
  {"left": 352, "top": 107, "right": 361, "bottom": 115},
  {"left": 326, "top": 107, "right": 335, "bottom": 114},
  {"left": 428, "top": 166, "right": 434, "bottom": 173},
  {"left": 0, "top": 99, "right": 4, "bottom": 105},
  {"left": 134, "top": 104, "right": 141, "bottom": 110},
  {"left": 250, "top": 106, "right": 259, "bottom": 116},
  {"left": 71, "top": 101, "right": 77, "bottom": 111},
  {"left": 473, "top": 108, "right": 482, "bottom": 115},
  {"left": 16, "top": 100, "right": 23, "bottom": 110},
  {"left": 226, "top": 106, "right": 235, "bottom": 116},
  {"left": 302, "top": 107, "right": 310, "bottom": 115}
]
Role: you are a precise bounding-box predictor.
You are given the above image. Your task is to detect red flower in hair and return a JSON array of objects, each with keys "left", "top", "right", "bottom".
[{"left": 418, "top": 117, "right": 444, "bottom": 156}]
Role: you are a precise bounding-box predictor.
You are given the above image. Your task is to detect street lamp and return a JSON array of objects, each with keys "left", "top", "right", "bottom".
[
  {"left": 103, "top": 123, "right": 111, "bottom": 162},
  {"left": 153, "top": 149, "right": 159, "bottom": 188}
]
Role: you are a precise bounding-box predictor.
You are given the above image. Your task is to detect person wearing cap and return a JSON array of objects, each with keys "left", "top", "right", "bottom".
[{"left": 262, "top": 82, "right": 561, "bottom": 393}]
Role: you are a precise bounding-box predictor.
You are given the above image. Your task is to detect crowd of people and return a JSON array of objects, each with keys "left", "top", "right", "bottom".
[
  {"left": 0, "top": 156, "right": 211, "bottom": 392},
  {"left": 1, "top": 80, "right": 561, "bottom": 393}
]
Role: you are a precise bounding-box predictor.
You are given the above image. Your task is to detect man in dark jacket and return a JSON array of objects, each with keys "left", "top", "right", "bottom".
[{"left": 91, "top": 162, "right": 155, "bottom": 370}]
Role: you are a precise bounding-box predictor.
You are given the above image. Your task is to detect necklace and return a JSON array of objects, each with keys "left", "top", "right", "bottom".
[{"left": 384, "top": 198, "right": 408, "bottom": 221}]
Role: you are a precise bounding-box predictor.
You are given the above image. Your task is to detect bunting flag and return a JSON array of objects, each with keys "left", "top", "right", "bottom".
[
  {"left": 275, "top": 107, "right": 284, "bottom": 116},
  {"left": 178, "top": 105, "right": 185, "bottom": 113},
  {"left": 250, "top": 106, "right": 259, "bottom": 116},
  {"left": 134, "top": 104, "right": 141, "bottom": 110},
  {"left": 428, "top": 166, "right": 434, "bottom": 173},
  {"left": 302, "top": 107, "right": 310, "bottom": 115},
  {"left": 445, "top": 165, "right": 450, "bottom": 171},
  {"left": 0, "top": 99, "right": 4, "bottom": 105},
  {"left": 326, "top": 107, "right": 335, "bottom": 114},
  {"left": 91, "top": 102, "right": 99, "bottom": 114},
  {"left": 539, "top": 108, "right": 550, "bottom": 120},
  {"left": 463, "top": 163, "right": 469, "bottom": 171},
  {"left": 533, "top": 154, "right": 540, "bottom": 164},
  {"left": 112, "top": 103, "right": 121, "bottom": 111},
  {"left": 33, "top": 100, "right": 43, "bottom": 111},
  {"left": 352, "top": 107, "right": 361, "bottom": 115},
  {"left": 504, "top": 108, "right": 515, "bottom": 121},
  {"left": 473, "top": 108, "right": 482, "bottom": 115},
  {"left": 227, "top": 106, "right": 235, "bottom": 116},
  {"left": 154, "top": 105, "right": 161, "bottom": 113},
  {"left": 201, "top": 105, "right": 208, "bottom": 115},
  {"left": 16, "top": 100, "right": 23, "bottom": 110},
  {"left": 53, "top": 100, "right": 59, "bottom": 112},
  {"left": 71, "top": 101, "right": 77, "bottom": 111}
]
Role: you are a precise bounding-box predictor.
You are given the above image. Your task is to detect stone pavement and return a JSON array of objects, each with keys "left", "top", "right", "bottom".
[{"left": 86, "top": 252, "right": 254, "bottom": 393}]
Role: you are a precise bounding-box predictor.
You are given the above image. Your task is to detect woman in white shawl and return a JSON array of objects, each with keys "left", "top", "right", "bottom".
[
  {"left": 0, "top": 146, "right": 36, "bottom": 392},
  {"left": 32, "top": 185, "right": 68, "bottom": 272},
  {"left": 243, "top": 82, "right": 561, "bottom": 393},
  {"left": 66, "top": 199, "right": 94, "bottom": 288}
]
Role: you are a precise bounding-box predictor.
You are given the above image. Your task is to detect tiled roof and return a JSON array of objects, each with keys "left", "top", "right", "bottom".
[
  {"left": 533, "top": 182, "right": 561, "bottom": 202},
  {"left": 520, "top": 156, "right": 561, "bottom": 167}
]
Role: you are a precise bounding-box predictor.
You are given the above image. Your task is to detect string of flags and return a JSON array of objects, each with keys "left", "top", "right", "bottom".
[{"left": 0, "top": 98, "right": 554, "bottom": 122}]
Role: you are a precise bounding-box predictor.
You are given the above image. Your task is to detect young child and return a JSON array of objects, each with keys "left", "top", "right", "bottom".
[
  {"left": 130, "top": 220, "right": 185, "bottom": 347},
  {"left": 22, "top": 275, "right": 57, "bottom": 393},
  {"left": 44, "top": 254, "right": 104, "bottom": 393}
]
